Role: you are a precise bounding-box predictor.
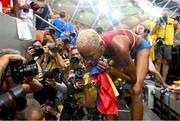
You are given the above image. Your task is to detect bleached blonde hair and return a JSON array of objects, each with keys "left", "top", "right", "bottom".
[{"left": 76, "top": 29, "right": 103, "bottom": 51}]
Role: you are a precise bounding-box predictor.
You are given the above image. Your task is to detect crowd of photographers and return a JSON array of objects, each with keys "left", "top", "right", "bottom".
[
  {"left": 0, "top": 29, "right": 98, "bottom": 120},
  {"left": 0, "top": 1, "right": 97, "bottom": 120}
]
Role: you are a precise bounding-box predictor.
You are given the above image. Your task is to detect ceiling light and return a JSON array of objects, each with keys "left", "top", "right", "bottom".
[
  {"left": 97, "top": 2, "right": 110, "bottom": 14},
  {"left": 112, "top": 10, "right": 120, "bottom": 20},
  {"left": 79, "top": 15, "right": 83, "bottom": 18},
  {"left": 58, "top": 3, "right": 62, "bottom": 7}
]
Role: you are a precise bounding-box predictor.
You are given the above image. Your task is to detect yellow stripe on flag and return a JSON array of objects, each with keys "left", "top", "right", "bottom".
[{"left": 105, "top": 73, "right": 119, "bottom": 97}]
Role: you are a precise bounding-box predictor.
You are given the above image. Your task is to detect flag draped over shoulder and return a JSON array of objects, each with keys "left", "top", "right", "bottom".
[{"left": 91, "top": 72, "right": 119, "bottom": 115}]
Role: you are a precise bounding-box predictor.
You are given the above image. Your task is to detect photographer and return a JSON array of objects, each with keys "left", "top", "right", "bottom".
[
  {"left": 0, "top": 48, "right": 42, "bottom": 94},
  {"left": 36, "top": 0, "right": 54, "bottom": 30},
  {"left": 60, "top": 47, "right": 96, "bottom": 120},
  {"left": 136, "top": 24, "right": 169, "bottom": 90},
  {"left": 31, "top": 39, "right": 69, "bottom": 120},
  {"left": 0, "top": 49, "right": 26, "bottom": 93},
  {"left": 151, "top": 8, "right": 179, "bottom": 82},
  {"left": 18, "top": 0, "right": 43, "bottom": 27},
  {"left": 42, "top": 39, "right": 70, "bottom": 70},
  {"left": 0, "top": 49, "right": 42, "bottom": 119},
  {"left": 25, "top": 40, "right": 44, "bottom": 60}
]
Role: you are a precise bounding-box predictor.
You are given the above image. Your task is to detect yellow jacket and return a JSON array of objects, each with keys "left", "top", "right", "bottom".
[{"left": 154, "top": 17, "right": 175, "bottom": 45}]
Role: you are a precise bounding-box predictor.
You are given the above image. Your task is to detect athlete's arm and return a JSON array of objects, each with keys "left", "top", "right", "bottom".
[{"left": 109, "top": 35, "right": 137, "bottom": 84}]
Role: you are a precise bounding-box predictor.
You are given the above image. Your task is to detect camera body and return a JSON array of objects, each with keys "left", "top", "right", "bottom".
[
  {"left": 43, "top": 68, "right": 62, "bottom": 84},
  {"left": 67, "top": 68, "right": 85, "bottom": 86},
  {"left": 10, "top": 60, "right": 38, "bottom": 83},
  {"left": 144, "top": 28, "right": 150, "bottom": 36},
  {"left": 34, "top": 68, "right": 63, "bottom": 106},
  {"left": 156, "top": 37, "right": 164, "bottom": 45},
  {"left": 32, "top": 45, "right": 44, "bottom": 57},
  {"left": 48, "top": 45, "right": 60, "bottom": 53}
]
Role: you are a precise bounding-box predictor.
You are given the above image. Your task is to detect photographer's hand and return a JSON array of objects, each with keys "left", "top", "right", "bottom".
[
  {"left": 46, "top": 79, "right": 56, "bottom": 87},
  {"left": 74, "top": 81, "right": 84, "bottom": 89},
  {"left": 97, "top": 60, "right": 108, "bottom": 72},
  {"left": 97, "top": 59, "right": 112, "bottom": 72},
  {"left": 2, "top": 54, "right": 26, "bottom": 65},
  {"left": 63, "top": 59, "right": 70, "bottom": 68}
]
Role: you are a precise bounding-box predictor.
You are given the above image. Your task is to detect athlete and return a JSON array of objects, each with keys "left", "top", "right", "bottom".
[{"left": 76, "top": 29, "right": 150, "bottom": 120}]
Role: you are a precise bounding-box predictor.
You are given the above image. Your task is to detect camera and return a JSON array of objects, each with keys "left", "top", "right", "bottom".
[
  {"left": 67, "top": 68, "right": 85, "bottom": 86},
  {"left": 9, "top": 60, "right": 38, "bottom": 83},
  {"left": 70, "top": 57, "right": 80, "bottom": 67},
  {"left": 156, "top": 37, "right": 164, "bottom": 45},
  {"left": 75, "top": 68, "right": 85, "bottom": 79},
  {"left": 48, "top": 45, "right": 60, "bottom": 53},
  {"left": 0, "top": 84, "right": 27, "bottom": 119},
  {"left": 32, "top": 45, "right": 44, "bottom": 57},
  {"left": 144, "top": 28, "right": 150, "bottom": 36},
  {"left": 43, "top": 68, "right": 62, "bottom": 83}
]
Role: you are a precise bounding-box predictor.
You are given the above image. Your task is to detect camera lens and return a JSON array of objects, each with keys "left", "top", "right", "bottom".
[
  {"left": 10, "top": 60, "right": 38, "bottom": 83},
  {"left": 75, "top": 68, "right": 85, "bottom": 79},
  {"left": 70, "top": 57, "right": 79, "bottom": 67},
  {"left": 0, "top": 84, "right": 25, "bottom": 118}
]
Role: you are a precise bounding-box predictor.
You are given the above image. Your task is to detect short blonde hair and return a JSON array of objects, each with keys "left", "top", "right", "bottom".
[{"left": 77, "top": 29, "right": 103, "bottom": 51}]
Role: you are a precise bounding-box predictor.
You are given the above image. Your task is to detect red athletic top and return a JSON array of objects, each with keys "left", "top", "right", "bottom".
[{"left": 101, "top": 29, "right": 135, "bottom": 49}]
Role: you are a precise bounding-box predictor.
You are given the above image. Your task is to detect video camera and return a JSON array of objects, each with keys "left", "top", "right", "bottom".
[
  {"left": 9, "top": 60, "right": 38, "bottom": 83},
  {"left": 0, "top": 84, "right": 27, "bottom": 119}
]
